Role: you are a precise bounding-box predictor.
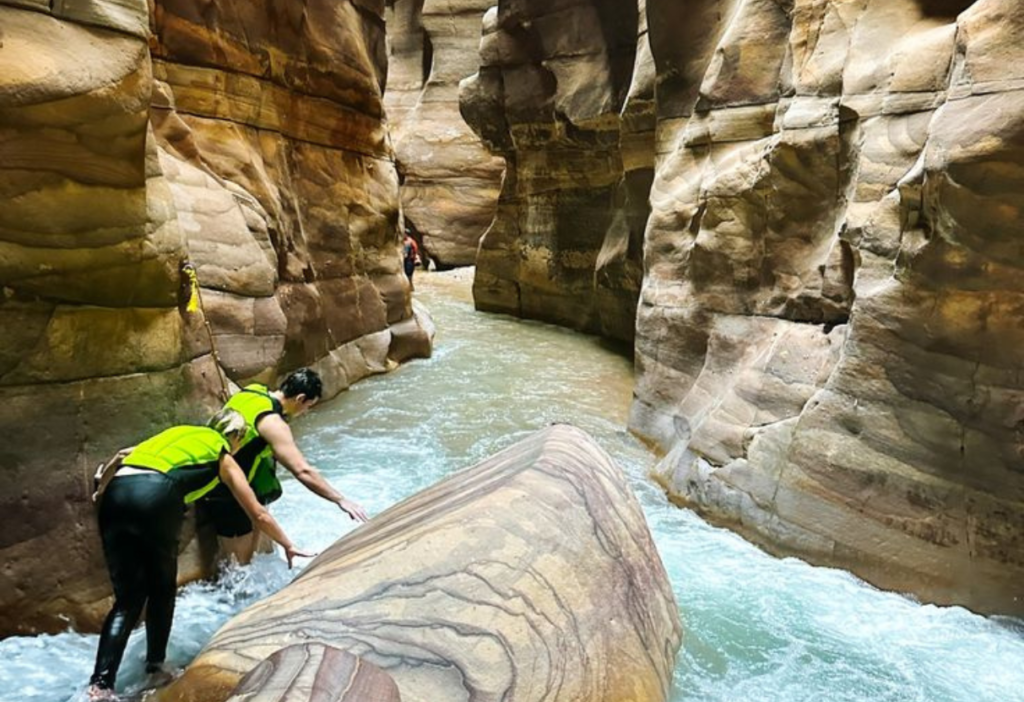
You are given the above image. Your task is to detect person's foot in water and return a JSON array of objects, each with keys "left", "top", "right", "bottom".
[
  {"left": 86, "top": 684, "right": 118, "bottom": 701},
  {"left": 143, "top": 662, "right": 177, "bottom": 689}
]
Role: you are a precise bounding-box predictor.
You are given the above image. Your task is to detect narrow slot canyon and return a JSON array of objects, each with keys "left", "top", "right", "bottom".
[{"left": 0, "top": 1, "right": 1022, "bottom": 701}]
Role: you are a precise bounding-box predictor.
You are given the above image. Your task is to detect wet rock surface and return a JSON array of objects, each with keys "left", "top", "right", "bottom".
[
  {"left": 463, "top": 0, "right": 1024, "bottom": 614},
  {"left": 156, "top": 425, "right": 682, "bottom": 702},
  {"left": 0, "top": 0, "right": 421, "bottom": 634},
  {"left": 222, "top": 645, "right": 401, "bottom": 702}
]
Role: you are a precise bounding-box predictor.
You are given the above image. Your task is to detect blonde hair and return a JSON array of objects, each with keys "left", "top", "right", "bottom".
[{"left": 208, "top": 408, "right": 248, "bottom": 441}]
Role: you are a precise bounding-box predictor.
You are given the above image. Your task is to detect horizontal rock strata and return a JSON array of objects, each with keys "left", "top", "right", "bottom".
[
  {"left": 157, "top": 425, "right": 682, "bottom": 702},
  {"left": 460, "top": 0, "right": 647, "bottom": 342},
  {"left": 149, "top": 0, "right": 414, "bottom": 391},
  {"left": 0, "top": 0, "right": 425, "bottom": 634},
  {"left": 635, "top": 0, "right": 1024, "bottom": 616},
  {"left": 462, "top": 0, "right": 1024, "bottom": 614},
  {"left": 0, "top": 0, "right": 221, "bottom": 636}
]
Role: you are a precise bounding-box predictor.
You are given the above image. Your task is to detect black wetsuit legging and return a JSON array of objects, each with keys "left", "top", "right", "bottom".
[{"left": 90, "top": 473, "right": 185, "bottom": 690}]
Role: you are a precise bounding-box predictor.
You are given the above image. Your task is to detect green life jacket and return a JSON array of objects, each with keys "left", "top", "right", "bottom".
[
  {"left": 223, "top": 384, "right": 284, "bottom": 502},
  {"left": 122, "top": 426, "right": 229, "bottom": 504}
]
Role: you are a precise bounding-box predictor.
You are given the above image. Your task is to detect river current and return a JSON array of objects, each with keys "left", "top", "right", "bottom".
[{"left": 3, "top": 269, "right": 1023, "bottom": 702}]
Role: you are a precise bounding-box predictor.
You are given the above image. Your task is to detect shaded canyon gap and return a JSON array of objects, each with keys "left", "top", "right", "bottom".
[{"left": 384, "top": 0, "right": 505, "bottom": 268}]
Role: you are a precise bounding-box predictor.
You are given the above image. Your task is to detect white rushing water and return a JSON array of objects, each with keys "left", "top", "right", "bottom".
[{"left": 3, "top": 269, "right": 1023, "bottom": 702}]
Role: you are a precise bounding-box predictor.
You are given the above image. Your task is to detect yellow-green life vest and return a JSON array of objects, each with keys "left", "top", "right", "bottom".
[
  {"left": 122, "top": 426, "right": 228, "bottom": 504},
  {"left": 223, "top": 384, "right": 284, "bottom": 502}
]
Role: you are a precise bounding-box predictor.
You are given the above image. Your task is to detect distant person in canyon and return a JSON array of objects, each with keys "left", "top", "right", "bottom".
[
  {"left": 403, "top": 228, "right": 421, "bottom": 290},
  {"left": 199, "top": 368, "right": 370, "bottom": 565},
  {"left": 88, "top": 409, "right": 309, "bottom": 701}
]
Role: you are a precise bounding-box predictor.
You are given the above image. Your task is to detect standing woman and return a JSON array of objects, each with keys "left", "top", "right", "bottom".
[
  {"left": 403, "top": 229, "right": 420, "bottom": 290},
  {"left": 87, "top": 409, "right": 310, "bottom": 700}
]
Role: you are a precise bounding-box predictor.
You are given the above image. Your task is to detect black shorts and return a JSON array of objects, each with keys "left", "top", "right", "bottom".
[{"left": 198, "top": 498, "right": 259, "bottom": 538}]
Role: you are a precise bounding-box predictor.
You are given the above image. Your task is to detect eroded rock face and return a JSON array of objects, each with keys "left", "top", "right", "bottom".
[
  {"left": 157, "top": 425, "right": 682, "bottom": 702},
  {"left": 463, "top": 0, "right": 1024, "bottom": 614},
  {"left": 460, "top": 0, "right": 646, "bottom": 342},
  {"left": 635, "top": 0, "right": 1024, "bottom": 616},
  {"left": 0, "top": 0, "right": 419, "bottom": 634},
  {"left": 0, "top": 0, "right": 221, "bottom": 636},
  {"left": 149, "top": 0, "right": 411, "bottom": 391},
  {"left": 385, "top": 0, "right": 504, "bottom": 267},
  {"left": 224, "top": 645, "right": 401, "bottom": 702}
]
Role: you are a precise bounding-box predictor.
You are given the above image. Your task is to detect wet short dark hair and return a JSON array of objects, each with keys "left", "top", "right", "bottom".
[{"left": 279, "top": 368, "right": 323, "bottom": 401}]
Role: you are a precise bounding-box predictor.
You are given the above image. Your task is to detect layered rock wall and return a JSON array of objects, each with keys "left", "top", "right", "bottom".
[
  {"left": 0, "top": 0, "right": 417, "bottom": 634},
  {"left": 150, "top": 0, "right": 412, "bottom": 389},
  {"left": 637, "top": 0, "right": 1024, "bottom": 616},
  {"left": 384, "top": 0, "right": 504, "bottom": 267},
  {"left": 463, "top": 0, "right": 1024, "bottom": 614},
  {"left": 460, "top": 0, "right": 646, "bottom": 342}
]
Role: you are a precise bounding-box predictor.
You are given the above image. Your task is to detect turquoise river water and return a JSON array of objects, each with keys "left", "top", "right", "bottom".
[{"left": 3, "top": 269, "right": 1023, "bottom": 702}]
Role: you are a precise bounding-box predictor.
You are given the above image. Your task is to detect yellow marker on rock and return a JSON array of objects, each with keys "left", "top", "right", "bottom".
[{"left": 184, "top": 264, "right": 200, "bottom": 313}]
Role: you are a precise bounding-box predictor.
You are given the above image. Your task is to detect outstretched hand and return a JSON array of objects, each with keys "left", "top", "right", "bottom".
[
  {"left": 284, "top": 545, "right": 317, "bottom": 569},
  {"left": 338, "top": 497, "right": 369, "bottom": 523}
]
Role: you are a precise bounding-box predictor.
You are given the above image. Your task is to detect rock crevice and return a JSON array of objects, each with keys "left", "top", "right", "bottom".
[{"left": 384, "top": 0, "right": 505, "bottom": 268}]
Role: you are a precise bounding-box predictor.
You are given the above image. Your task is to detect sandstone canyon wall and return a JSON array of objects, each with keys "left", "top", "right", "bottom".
[
  {"left": 460, "top": 0, "right": 649, "bottom": 342},
  {"left": 0, "top": 0, "right": 420, "bottom": 635},
  {"left": 384, "top": 0, "right": 504, "bottom": 267},
  {"left": 463, "top": 0, "right": 1024, "bottom": 614}
]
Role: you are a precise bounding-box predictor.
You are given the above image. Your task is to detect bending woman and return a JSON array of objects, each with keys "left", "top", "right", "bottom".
[{"left": 87, "top": 409, "right": 310, "bottom": 700}]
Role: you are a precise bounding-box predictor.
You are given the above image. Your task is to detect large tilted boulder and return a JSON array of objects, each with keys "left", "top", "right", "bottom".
[{"left": 157, "top": 425, "right": 682, "bottom": 702}]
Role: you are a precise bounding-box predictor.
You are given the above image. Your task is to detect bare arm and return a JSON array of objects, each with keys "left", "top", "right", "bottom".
[
  {"left": 218, "top": 453, "right": 313, "bottom": 567},
  {"left": 258, "top": 414, "right": 369, "bottom": 522}
]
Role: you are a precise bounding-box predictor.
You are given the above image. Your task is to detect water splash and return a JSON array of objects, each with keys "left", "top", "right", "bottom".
[{"left": 2, "top": 269, "right": 1022, "bottom": 702}]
